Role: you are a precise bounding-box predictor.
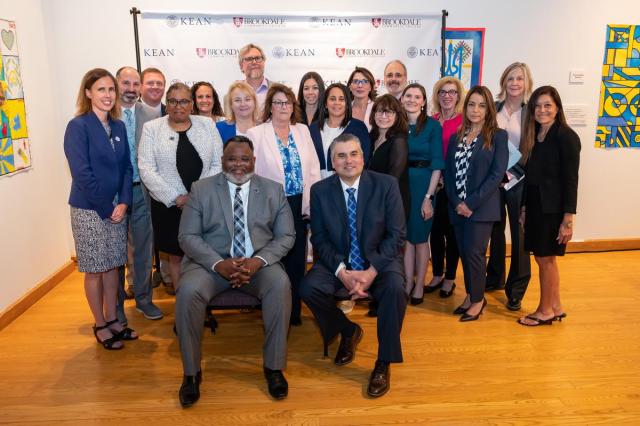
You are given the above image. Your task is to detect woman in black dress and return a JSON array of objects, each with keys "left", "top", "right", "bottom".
[
  {"left": 517, "top": 86, "right": 580, "bottom": 326},
  {"left": 138, "top": 83, "right": 223, "bottom": 291},
  {"left": 368, "top": 94, "right": 410, "bottom": 216}
]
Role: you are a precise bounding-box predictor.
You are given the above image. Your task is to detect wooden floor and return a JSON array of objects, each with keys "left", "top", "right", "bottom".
[{"left": 1, "top": 251, "right": 639, "bottom": 425}]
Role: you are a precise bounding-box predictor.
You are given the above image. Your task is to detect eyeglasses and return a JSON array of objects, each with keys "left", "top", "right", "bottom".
[
  {"left": 166, "top": 98, "right": 192, "bottom": 107},
  {"left": 243, "top": 56, "right": 264, "bottom": 64},
  {"left": 375, "top": 109, "right": 396, "bottom": 117},
  {"left": 352, "top": 79, "right": 370, "bottom": 86},
  {"left": 272, "top": 100, "right": 292, "bottom": 108},
  {"left": 438, "top": 89, "right": 458, "bottom": 97}
]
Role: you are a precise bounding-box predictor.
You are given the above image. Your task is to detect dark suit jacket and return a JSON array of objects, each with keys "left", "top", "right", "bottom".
[
  {"left": 524, "top": 121, "right": 581, "bottom": 214},
  {"left": 309, "top": 170, "right": 406, "bottom": 276},
  {"left": 444, "top": 129, "right": 509, "bottom": 223},
  {"left": 64, "top": 112, "right": 133, "bottom": 219},
  {"left": 178, "top": 173, "right": 295, "bottom": 275},
  {"left": 309, "top": 119, "right": 371, "bottom": 170}
]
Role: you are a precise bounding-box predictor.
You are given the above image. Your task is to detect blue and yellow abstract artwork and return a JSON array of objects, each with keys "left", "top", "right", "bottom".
[{"left": 596, "top": 24, "right": 640, "bottom": 148}]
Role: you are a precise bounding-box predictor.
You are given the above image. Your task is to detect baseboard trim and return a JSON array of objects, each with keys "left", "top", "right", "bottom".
[
  {"left": 0, "top": 260, "right": 76, "bottom": 332},
  {"left": 506, "top": 238, "right": 640, "bottom": 254}
]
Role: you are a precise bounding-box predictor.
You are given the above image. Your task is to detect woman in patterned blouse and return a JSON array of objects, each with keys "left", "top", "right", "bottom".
[
  {"left": 247, "top": 84, "right": 321, "bottom": 326},
  {"left": 443, "top": 86, "right": 508, "bottom": 322}
]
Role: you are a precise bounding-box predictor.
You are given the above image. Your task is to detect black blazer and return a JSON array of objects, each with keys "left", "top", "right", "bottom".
[
  {"left": 309, "top": 170, "right": 406, "bottom": 276},
  {"left": 367, "top": 133, "right": 410, "bottom": 218},
  {"left": 444, "top": 129, "right": 509, "bottom": 224},
  {"left": 524, "top": 122, "right": 581, "bottom": 214}
]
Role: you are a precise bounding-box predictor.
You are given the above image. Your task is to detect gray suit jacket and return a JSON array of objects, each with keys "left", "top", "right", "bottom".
[
  {"left": 178, "top": 173, "right": 295, "bottom": 275},
  {"left": 134, "top": 102, "right": 160, "bottom": 148}
]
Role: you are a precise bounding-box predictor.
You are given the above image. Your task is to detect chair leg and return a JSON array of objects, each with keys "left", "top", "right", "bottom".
[{"left": 323, "top": 341, "right": 328, "bottom": 358}]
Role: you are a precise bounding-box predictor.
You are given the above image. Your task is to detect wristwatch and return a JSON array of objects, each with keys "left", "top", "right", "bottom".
[
  {"left": 563, "top": 222, "right": 573, "bottom": 229},
  {"left": 425, "top": 193, "right": 434, "bottom": 200}
]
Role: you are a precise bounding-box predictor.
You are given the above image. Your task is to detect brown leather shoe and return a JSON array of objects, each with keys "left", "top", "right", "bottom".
[
  {"left": 334, "top": 324, "right": 363, "bottom": 366},
  {"left": 367, "top": 361, "right": 390, "bottom": 398}
]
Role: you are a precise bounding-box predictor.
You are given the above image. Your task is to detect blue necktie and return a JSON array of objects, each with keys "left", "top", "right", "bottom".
[
  {"left": 232, "top": 186, "right": 246, "bottom": 257},
  {"left": 346, "top": 188, "right": 364, "bottom": 270},
  {"left": 123, "top": 109, "right": 135, "bottom": 146}
]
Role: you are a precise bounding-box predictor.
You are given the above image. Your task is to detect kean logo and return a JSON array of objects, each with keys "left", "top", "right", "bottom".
[{"left": 166, "top": 15, "right": 179, "bottom": 28}]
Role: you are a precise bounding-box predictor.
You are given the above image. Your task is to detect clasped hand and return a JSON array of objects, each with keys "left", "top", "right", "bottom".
[
  {"left": 109, "top": 203, "right": 127, "bottom": 224},
  {"left": 455, "top": 202, "right": 473, "bottom": 218},
  {"left": 338, "top": 266, "right": 377, "bottom": 300},
  {"left": 215, "top": 257, "right": 264, "bottom": 287}
]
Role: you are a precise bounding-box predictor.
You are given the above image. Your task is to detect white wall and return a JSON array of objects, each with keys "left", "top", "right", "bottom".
[
  {"left": 1, "top": 0, "right": 638, "bottom": 310},
  {"left": 0, "top": 0, "right": 73, "bottom": 312}
]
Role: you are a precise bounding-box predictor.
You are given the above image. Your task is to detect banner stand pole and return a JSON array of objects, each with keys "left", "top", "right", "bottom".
[
  {"left": 441, "top": 9, "right": 448, "bottom": 78},
  {"left": 130, "top": 7, "right": 142, "bottom": 73}
]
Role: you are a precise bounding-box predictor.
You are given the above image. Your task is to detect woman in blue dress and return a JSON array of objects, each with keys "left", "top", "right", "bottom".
[{"left": 400, "top": 83, "right": 444, "bottom": 305}]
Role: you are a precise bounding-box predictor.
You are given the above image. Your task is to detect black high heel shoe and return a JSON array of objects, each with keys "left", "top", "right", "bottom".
[
  {"left": 424, "top": 281, "right": 443, "bottom": 294},
  {"left": 453, "top": 302, "right": 470, "bottom": 315},
  {"left": 106, "top": 318, "right": 138, "bottom": 341},
  {"left": 410, "top": 296, "right": 424, "bottom": 306},
  {"left": 553, "top": 312, "right": 567, "bottom": 322},
  {"left": 93, "top": 324, "right": 123, "bottom": 350},
  {"left": 439, "top": 283, "right": 456, "bottom": 298},
  {"left": 460, "top": 298, "right": 487, "bottom": 322}
]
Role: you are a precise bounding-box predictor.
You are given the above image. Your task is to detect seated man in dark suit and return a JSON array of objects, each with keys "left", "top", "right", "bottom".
[
  {"left": 300, "top": 133, "right": 407, "bottom": 398},
  {"left": 175, "top": 136, "right": 295, "bottom": 407}
]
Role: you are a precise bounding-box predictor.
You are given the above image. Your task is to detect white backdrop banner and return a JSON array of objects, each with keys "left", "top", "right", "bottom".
[{"left": 139, "top": 11, "right": 442, "bottom": 99}]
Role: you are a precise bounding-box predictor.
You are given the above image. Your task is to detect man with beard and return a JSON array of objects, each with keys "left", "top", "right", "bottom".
[
  {"left": 225, "top": 43, "right": 272, "bottom": 116},
  {"left": 383, "top": 60, "right": 408, "bottom": 100},
  {"left": 115, "top": 66, "right": 162, "bottom": 324},
  {"left": 175, "top": 136, "right": 295, "bottom": 407}
]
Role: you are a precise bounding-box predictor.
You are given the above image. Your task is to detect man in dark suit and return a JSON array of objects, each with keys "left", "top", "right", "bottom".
[
  {"left": 300, "top": 133, "right": 407, "bottom": 398},
  {"left": 175, "top": 136, "right": 295, "bottom": 407},
  {"left": 116, "top": 66, "right": 161, "bottom": 325}
]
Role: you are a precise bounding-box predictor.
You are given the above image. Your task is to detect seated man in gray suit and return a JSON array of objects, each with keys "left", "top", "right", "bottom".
[{"left": 175, "top": 136, "right": 295, "bottom": 407}]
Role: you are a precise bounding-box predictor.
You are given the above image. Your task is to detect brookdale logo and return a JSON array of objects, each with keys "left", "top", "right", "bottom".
[
  {"left": 371, "top": 17, "right": 422, "bottom": 28},
  {"left": 232, "top": 16, "right": 286, "bottom": 28},
  {"left": 195, "top": 48, "right": 239, "bottom": 58},
  {"left": 335, "top": 47, "right": 387, "bottom": 58}
]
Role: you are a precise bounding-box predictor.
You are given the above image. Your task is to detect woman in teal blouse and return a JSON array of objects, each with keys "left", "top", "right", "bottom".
[{"left": 400, "top": 83, "right": 444, "bottom": 305}]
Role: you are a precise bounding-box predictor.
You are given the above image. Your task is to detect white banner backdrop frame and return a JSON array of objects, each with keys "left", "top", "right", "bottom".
[{"left": 138, "top": 11, "right": 443, "bottom": 104}]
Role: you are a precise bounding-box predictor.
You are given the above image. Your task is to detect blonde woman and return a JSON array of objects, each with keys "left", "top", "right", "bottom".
[
  {"left": 486, "top": 62, "right": 534, "bottom": 312},
  {"left": 217, "top": 81, "right": 259, "bottom": 143},
  {"left": 425, "top": 77, "right": 465, "bottom": 298}
]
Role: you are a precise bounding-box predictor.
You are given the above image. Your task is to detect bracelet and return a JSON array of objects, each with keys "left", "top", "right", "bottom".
[{"left": 424, "top": 193, "right": 433, "bottom": 200}]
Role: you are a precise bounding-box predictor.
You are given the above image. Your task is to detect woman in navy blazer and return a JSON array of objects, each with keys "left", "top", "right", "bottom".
[
  {"left": 309, "top": 83, "right": 371, "bottom": 177},
  {"left": 444, "top": 86, "right": 508, "bottom": 321},
  {"left": 64, "top": 68, "right": 135, "bottom": 350}
]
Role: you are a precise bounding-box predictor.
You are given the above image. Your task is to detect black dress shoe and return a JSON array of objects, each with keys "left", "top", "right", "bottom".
[
  {"left": 367, "top": 361, "right": 390, "bottom": 398},
  {"left": 179, "top": 371, "right": 202, "bottom": 408},
  {"left": 289, "top": 316, "right": 302, "bottom": 326},
  {"left": 460, "top": 298, "right": 487, "bottom": 322},
  {"left": 367, "top": 301, "right": 378, "bottom": 317},
  {"left": 424, "top": 282, "right": 443, "bottom": 293},
  {"left": 409, "top": 296, "right": 424, "bottom": 306},
  {"left": 264, "top": 367, "right": 288, "bottom": 400},
  {"left": 506, "top": 298, "right": 522, "bottom": 311},
  {"left": 334, "top": 324, "right": 363, "bottom": 366},
  {"left": 439, "top": 283, "right": 456, "bottom": 298}
]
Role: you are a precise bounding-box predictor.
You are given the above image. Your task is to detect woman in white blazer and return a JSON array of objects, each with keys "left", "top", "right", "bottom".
[
  {"left": 139, "top": 82, "right": 223, "bottom": 289},
  {"left": 246, "top": 83, "right": 321, "bottom": 326}
]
